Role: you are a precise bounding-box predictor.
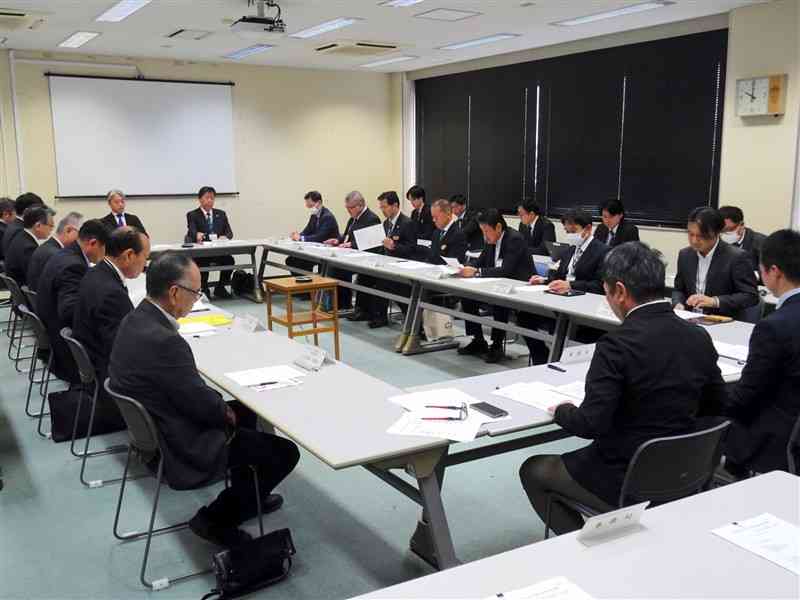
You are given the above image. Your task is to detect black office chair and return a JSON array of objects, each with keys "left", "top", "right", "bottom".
[
  {"left": 0, "top": 273, "right": 35, "bottom": 370},
  {"left": 544, "top": 420, "right": 731, "bottom": 538},
  {"left": 20, "top": 285, "right": 37, "bottom": 314},
  {"left": 105, "top": 379, "right": 265, "bottom": 591},
  {"left": 16, "top": 305, "right": 55, "bottom": 420},
  {"left": 787, "top": 415, "right": 800, "bottom": 476}
]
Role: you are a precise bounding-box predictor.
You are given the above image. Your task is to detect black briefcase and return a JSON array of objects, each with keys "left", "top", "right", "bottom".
[{"left": 47, "top": 388, "right": 125, "bottom": 443}]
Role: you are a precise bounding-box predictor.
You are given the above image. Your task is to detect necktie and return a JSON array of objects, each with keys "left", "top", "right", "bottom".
[
  {"left": 384, "top": 220, "right": 391, "bottom": 235},
  {"left": 608, "top": 230, "right": 615, "bottom": 245},
  {"left": 116, "top": 214, "right": 124, "bottom": 227},
  {"left": 206, "top": 212, "right": 213, "bottom": 233},
  {"left": 569, "top": 244, "right": 585, "bottom": 280}
]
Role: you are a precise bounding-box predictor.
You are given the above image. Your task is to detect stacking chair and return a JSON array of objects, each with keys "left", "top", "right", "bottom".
[
  {"left": 105, "top": 379, "right": 265, "bottom": 591},
  {"left": 544, "top": 420, "right": 731, "bottom": 538},
  {"left": 0, "top": 273, "right": 35, "bottom": 370},
  {"left": 20, "top": 285, "right": 37, "bottom": 314},
  {"left": 17, "top": 305, "right": 55, "bottom": 419},
  {"left": 788, "top": 415, "right": 800, "bottom": 475}
]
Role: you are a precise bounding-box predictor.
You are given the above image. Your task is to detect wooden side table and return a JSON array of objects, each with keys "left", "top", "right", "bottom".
[{"left": 263, "top": 275, "right": 340, "bottom": 360}]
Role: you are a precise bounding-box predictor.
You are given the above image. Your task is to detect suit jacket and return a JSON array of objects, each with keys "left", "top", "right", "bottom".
[
  {"left": 551, "top": 239, "right": 610, "bottom": 294},
  {"left": 100, "top": 212, "right": 147, "bottom": 235},
  {"left": 475, "top": 228, "right": 532, "bottom": 281},
  {"left": 519, "top": 217, "right": 556, "bottom": 256},
  {"left": 382, "top": 212, "right": 417, "bottom": 259},
  {"left": 4, "top": 229, "right": 39, "bottom": 286},
  {"left": 0, "top": 221, "right": 6, "bottom": 263},
  {"left": 109, "top": 300, "right": 228, "bottom": 490},
  {"left": 1, "top": 218, "right": 24, "bottom": 259},
  {"left": 410, "top": 204, "right": 434, "bottom": 241},
  {"left": 338, "top": 208, "right": 382, "bottom": 250},
  {"left": 36, "top": 242, "right": 90, "bottom": 382},
  {"left": 555, "top": 302, "right": 727, "bottom": 505},
  {"left": 455, "top": 209, "right": 484, "bottom": 252},
  {"left": 429, "top": 223, "right": 467, "bottom": 266},
  {"left": 735, "top": 227, "right": 766, "bottom": 274},
  {"left": 185, "top": 207, "right": 233, "bottom": 243},
  {"left": 594, "top": 220, "right": 640, "bottom": 247},
  {"left": 724, "top": 293, "right": 800, "bottom": 473},
  {"left": 26, "top": 237, "right": 62, "bottom": 293},
  {"left": 672, "top": 242, "right": 759, "bottom": 318},
  {"left": 299, "top": 206, "right": 339, "bottom": 243}
]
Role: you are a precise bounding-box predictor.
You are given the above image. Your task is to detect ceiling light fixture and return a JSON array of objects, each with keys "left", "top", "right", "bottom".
[
  {"left": 552, "top": 1, "right": 674, "bottom": 26},
  {"left": 380, "top": 0, "right": 426, "bottom": 7},
  {"left": 96, "top": 0, "right": 153, "bottom": 23},
  {"left": 440, "top": 33, "right": 520, "bottom": 50},
  {"left": 223, "top": 43, "right": 274, "bottom": 60},
  {"left": 58, "top": 31, "right": 100, "bottom": 48},
  {"left": 289, "top": 17, "right": 362, "bottom": 39},
  {"left": 361, "top": 55, "right": 417, "bottom": 68}
]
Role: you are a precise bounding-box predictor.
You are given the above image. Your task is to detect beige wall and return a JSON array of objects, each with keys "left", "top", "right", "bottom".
[{"left": 0, "top": 51, "right": 402, "bottom": 245}]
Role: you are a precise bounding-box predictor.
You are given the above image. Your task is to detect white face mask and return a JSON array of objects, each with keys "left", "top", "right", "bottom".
[
  {"left": 564, "top": 232, "right": 584, "bottom": 246},
  {"left": 309, "top": 205, "right": 320, "bottom": 216},
  {"left": 721, "top": 231, "right": 740, "bottom": 245}
]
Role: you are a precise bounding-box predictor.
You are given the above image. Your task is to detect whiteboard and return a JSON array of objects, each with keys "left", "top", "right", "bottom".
[{"left": 49, "top": 76, "right": 237, "bottom": 197}]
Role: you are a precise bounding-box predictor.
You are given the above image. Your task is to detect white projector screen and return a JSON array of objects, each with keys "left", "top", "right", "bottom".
[{"left": 49, "top": 75, "right": 237, "bottom": 197}]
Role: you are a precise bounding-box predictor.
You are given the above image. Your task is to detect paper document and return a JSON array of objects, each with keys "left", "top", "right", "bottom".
[
  {"left": 389, "top": 388, "right": 478, "bottom": 412},
  {"left": 714, "top": 341, "right": 749, "bottom": 362},
  {"left": 442, "top": 256, "right": 462, "bottom": 269},
  {"left": 484, "top": 576, "right": 595, "bottom": 600},
  {"left": 179, "top": 322, "right": 217, "bottom": 336},
  {"left": 554, "top": 381, "right": 586, "bottom": 402},
  {"left": 225, "top": 365, "right": 307, "bottom": 390},
  {"left": 514, "top": 284, "right": 550, "bottom": 293},
  {"left": 458, "top": 277, "right": 503, "bottom": 284},
  {"left": 391, "top": 261, "right": 436, "bottom": 271},
  {"left": 674, "top": 309, "right": 698, "bottom": 321},
  {"left": 492, "top": 381, "right": 579, "bottom": 413},
  {"left": 417, "top": 239, "right": 432, "bottom": 248},
  {"left": 387, "top": 411, "right": 482, "bottom": 443},
  {"left": 352, "top": 224, "right": 386, "bottom": 251},
  {"left": 718, "top": 360, "right": 743, "bottom": 380},
  {"left": 178, "top": 314, "right": 233, "bottom": 328},
  {"left": 713, "top": 513, "right": 799, "bottom": 575}
]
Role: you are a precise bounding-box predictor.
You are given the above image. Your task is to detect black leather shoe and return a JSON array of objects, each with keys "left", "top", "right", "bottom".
[
  {"left": 457, "top": 338, "right": 489, "bottom": 356},
  {"left": 485, "top": 343, "right": 505, "bottom": 364},
  {"left": 347, "top": 309, "right": 369, "bottom": 322},
  {"left": 189, "top": 507, "right": 253, "bottom": 548},
  {"left": 214, "top": 287, "right": 232, "bottom": 300},
  {"left": 368, "top": 318, "right": 389, "bottom": 329}
]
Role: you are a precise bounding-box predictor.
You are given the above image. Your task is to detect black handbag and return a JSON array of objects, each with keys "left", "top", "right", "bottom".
[
  {"left": 203, "top": 528, "right": 296, "bottom": 600},
  {"left": 47, "top": 387, "right": 125, "bottom": 443}
]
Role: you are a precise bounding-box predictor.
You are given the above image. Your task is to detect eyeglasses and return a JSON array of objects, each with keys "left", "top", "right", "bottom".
[
  {"left": 175, "top": 283, "right": 203, "bottom": 299},
  {"left": 421, "top": 402, "right": 468, "bottom": 422}
]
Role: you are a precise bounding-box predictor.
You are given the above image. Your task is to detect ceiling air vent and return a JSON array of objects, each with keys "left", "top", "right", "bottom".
[
  {"left": 315, "top": 41, "right": 398, "bottom": 57},
  {"left": 0, "top": 9, "right": 46, "bottom": 31}
]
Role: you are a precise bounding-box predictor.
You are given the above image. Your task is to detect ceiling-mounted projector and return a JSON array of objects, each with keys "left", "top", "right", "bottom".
[{"left": 231, "top": 1, "right": 286, "bottom": 35}]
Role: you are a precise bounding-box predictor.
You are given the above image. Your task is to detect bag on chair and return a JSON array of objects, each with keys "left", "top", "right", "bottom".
[
  {"left": 423, "top": 309, "right": 454, "bottom": 341},
  {"left": 48, "top": 388, "right": 125, "bottom": 443}
]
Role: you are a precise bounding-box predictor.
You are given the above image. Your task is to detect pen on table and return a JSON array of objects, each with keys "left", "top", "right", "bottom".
[
  {"left": 422, "top": 417, "right": 463, "bottom": 421},
  {"left": 250, "top": 381, "right": 279, "bottom": 387},
  {"left": 547, "top": 364, "right": 567, "bottom": 373},
  {"left": 425, "top": 405, "right": 463, "bottom": 410}
]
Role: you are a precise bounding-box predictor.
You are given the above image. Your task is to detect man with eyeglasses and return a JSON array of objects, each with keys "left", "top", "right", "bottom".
[
  {"left": 27, "top": 211, "right": 83, "bottom": 292},
  {"left": 109, "top": 252, "right": 300, "bottom": 548},
  {"left": 4, "top": 205, "right": 55, "bottom": 286}
]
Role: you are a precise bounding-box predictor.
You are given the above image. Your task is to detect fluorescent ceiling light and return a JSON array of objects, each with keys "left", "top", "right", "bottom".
[
  {"left": 96, "top": 0, "right": 152, "bottom": 22},
  {"left": 289, "top": 17, "right": 362, "bottom": 39},
  {"left": 58, "top": 31, "right": 100, "bottom": 48},
  {"left": 552, "top": 1, "right": 674, "bottom": 26},
  {"left": 440, "top": 33, "right": 520, "bottom": 50},
  {"left": 380, "top": 0, "right": 426, "bottom": 6},
  {"left": 361, "top": 55, "right": 417, "bottom": 68},
  {"left": 224, "top": 44, "right": 274, "bottom": 60}
]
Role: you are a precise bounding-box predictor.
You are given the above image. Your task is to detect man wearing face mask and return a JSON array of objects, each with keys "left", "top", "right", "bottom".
[
  {"left": 519, "top": 242, "right": 727, "bottom": 535},
  {"left": 718, "top": 206, "right": 766, "bottom": 276},
  {"left": 286, "top": 191, "right": 340, "bottom": 274}
]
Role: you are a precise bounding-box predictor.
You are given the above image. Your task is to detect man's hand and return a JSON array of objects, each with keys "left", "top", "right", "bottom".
[
  {"left": 529, "top": 275, "right": 546, "bottom": 285},
  {"left": 224, "top": 405, "right": 237, "bottom": 427},
  {"left": 340, "top": 241, "right": 352, "bottom": 249},
  {"left": 291, "top": 232, "right": 300, "bottom": 241},
  {"left": 383, "top": 238, "right": 395, "bottom": 250},
  {"left": 324, "top": 238, "right": 339, "bottom": 246},
  {"left": 195, "top": 232, "right": 205, "bottom": 243},
  {"left": 459, "top": 266, "right": 477, "bottom": 278},
  {"left": 687, "top": 294, "right": 716, "bottom": 309},
  {"left": 675, "top": 303, "right": 686, "bottom": 312},
  {"left": 548, "top": 280, "right": 571, "bottom": 294}
]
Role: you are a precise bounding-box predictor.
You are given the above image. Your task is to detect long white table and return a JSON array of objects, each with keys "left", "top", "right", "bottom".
[{"left": 352, "top": 471, "right": 800, "bottom": 599}]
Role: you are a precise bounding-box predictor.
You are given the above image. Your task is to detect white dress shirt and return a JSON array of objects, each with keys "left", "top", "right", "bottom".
[
  {"left": 695, "top": 240, "right": 720, "bottom": 296},
  {"left": 566, "top": 236, "right": 593, "bottom": 282}
]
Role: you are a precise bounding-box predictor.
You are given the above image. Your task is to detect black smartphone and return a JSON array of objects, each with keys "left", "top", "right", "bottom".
[
  {"left": 470, "top": 402, "right": 509, "bottom": 419},
  {"left": 544, "top": 289, "right": 586, "bottom": 297},
  {"left": 295, "top": 276, "right": 313, "bottom": 283}
]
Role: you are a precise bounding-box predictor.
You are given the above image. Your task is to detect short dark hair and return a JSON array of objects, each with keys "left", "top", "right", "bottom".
[
  {"left": 15, "top": 192, "right": 43, "bottom": 216},
  {"left": 477, "top": 208, "right": 507, "bottom": 230},
  {"left": 449, "top": 194, "right": 467, "bottom": 206},
  {"left": 718, "top": 205, "right": 745, "bottom": 225},
  {"left": 0, "top": 198, "right": 14, "bottom": 215},
  {"left": 23, "top": 206, "right": 54, "bottom": 229},
  {"left": 378, "top": 191, "right": 400, "bottom": 206},
  {"left": 406, "top": 185, "right": 425, "bottom": 202},
  {"left": 688, "top": 207, "right": 724, "bottom": 238},
  {"left": 106, "top": 227, "right": 147, "bottom": 258},
  {"left": 198, "top": 186, "right": 216, "bottom": 199},
  {"left": 518, "top": 201, "right": 542, "bottom": 215},
  {"left": 602, "top": 242, "right": 666, "bottom": 303},
  {"left": 304, "top": 190, "right": 322, "bottom": 203},
  {"left": 601, "top": 199, "right": 625, "bottom": 216},
  {"left": 562, "top": 209, "right": 593, "bottom": 229},
  {"left": 146, "top": 252, "right": 194, "bottom": 299},
  {"left": 760, "top": 229, "right": 800, "bottom": 283},
  {"left": 78, "top": 219, "right": 110, "bottom": 245}
]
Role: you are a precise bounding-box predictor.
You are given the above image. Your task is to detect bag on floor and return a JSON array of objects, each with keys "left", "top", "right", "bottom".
[
  {"left": 231, "top": 270, "right": 255, "bottom": 297},
  {"left": 423, "top": 309, "right": 454, "bottom": 341},
  {"left": 47, "top": 388, "right": 125, "bottom": 443}
]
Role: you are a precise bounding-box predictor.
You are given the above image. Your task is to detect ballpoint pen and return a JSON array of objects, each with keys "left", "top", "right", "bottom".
[
  {"left": 425, "top": 405, "right": 464, "bottom": 410},
  {"left": 422, "top": 417, "right": 463, "bottom": 421},
  {"left": 547, "top": 364, "right": 567, "bottom": 373}
]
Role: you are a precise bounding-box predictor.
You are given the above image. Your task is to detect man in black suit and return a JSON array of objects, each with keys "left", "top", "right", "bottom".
[
  {"left": 2, "top": 192, "right": 43, "bottom": 259},
  {"left": 429, "top": 199, "right": 467, "bottom": 266},
  {"left": 37, "top": 220, "right": 108, "bottom": 383},
  {"left": 99, "top": 189, "right": 147, "bottom": 234},
  {"left": 457, "top": 209, "right": 533, "bottom": 364},
  {"left": 407, "top": 185, "right": 434, "bottom": 241},
  {"left": 517, "top": 201, "right": 556, "bottom": 255},
  {"left": 594, "top": 199, "right": 639, "bottom": 247},
  {"left": 186, "top": 186, "right": 235, "bottom": 300},
  {"left": 719, "top": 206, "right": 766, "bottom": 276},
  {"left": 518, "top": 209, "right": 611, "bottom": 364},
  {"left": 27, "top": 212, "right": 83, "bottom": 292},
  {"left": 286, "top": 190, "right": 340, "bottom": 274},
  {"left": 324, "top": 191, "right": 382, "bottom": 318},
  {"left": 109, "top": 253, "right": 300, "bottom": 547},
  {"left": 450, "top": 194, "right": 483, "bottom": 253},
  {"left": 672, "top": 207, "right": 758, "bottom": 319},
  {"left": 0, "top": 197, "right": 14, "bottom": 266},
  {"left": 519, "top": 242, "right": 727, "bottom": 534},
  {"left": 73, "top": 227, "right": 151, "bottom": 431},
  {"left": 4, "top": 206, "right": 55, "bottom": 286},
  {"left": 723, "top": 229, "right": 800, "bottom": 476}
]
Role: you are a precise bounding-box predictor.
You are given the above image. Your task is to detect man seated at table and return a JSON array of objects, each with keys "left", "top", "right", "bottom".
[
  {"left": 722, "top": 229, "right": 800, "bottom": 477},
  {"left": 517, "top": 209, "right": 610, "bottom": 364},
  {"left": 672, "top": 207, "right": 758, "bottom": 319},
  {"left": 109, "top": 253, "right": 300, "bottom": 547},
  {"left": 73, "top": 227, "right": 151, "bottom": 432},
  {"left": 517, "top": 201, "right": 555, "bottom": 256},
  {"left": 27, "top": 212, "right": 83, "bottom": 293},
  {"left": 0, "top": 197, "right": 15, "bottom": 267},
  {"left": 408, "top": 185, "right": 434, "bottom": 242},
  {"left": 519, "top": 242, "right": 727, "bottom": 535},
  {"left": 324, "top": 190, "right": 382, "bottom": 319},
  {"left": 100, "top": 189, "right": 147, "bottom": 234},
  {"left": 594, "top": 199, "right": 639, "bottom": 247},
  {"left": 4, "top": 206, "right": 55, "bottom": 286},
  {"left": 450, "top": 194, "right": 483, "bottom": 253},
  {"left": 186, "top": 186, "right": 235, "bottom": 300},
  {"left": 286, "top": 190, "right": 339, "bottom": 274},
  {"left": 718, "top": 205, "right": 766, "bottom": 276},
  {"left": 2, "top": 192, "right": 43, "bottom": 258},
  {"left": 456, "top": 209, "right": 532, "bottom": 364}
]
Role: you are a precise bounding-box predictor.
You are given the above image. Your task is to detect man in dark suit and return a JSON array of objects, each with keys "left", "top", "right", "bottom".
[
  {"left": 286, "top": 190, "right": 340, "bottom": 274},
  {"left": 37, "top": 220, "right": 108, "bottom": 383},
  {"left": 594, "top": 199, "right": 639, "bottom": 247},
  {"left": 719, "top": 206, "right": 766, "bottom": 276},
  {"left": 518, "top": 209, "right": 610, "bottom": 364},
  {"left": 0, "top": 197, "right": 15, "bottom": 266},
  {"left": 457, "top": 209, "right": 533, "bottom": 363},
  {"left": 517, "top": 201, "right": 556, "bottom": 256},
  {"left": 2, "top": 192, "right": 43, "bottom": 259},
  {"left": 324, "top": 190, "right": 382, "bottom": 318},
  {"left": 519, "top": 242, "right": 727, "bottom": 534},
  {"left": 27, "top": 212, "right": 83, "bottom": 292},
  {"left": 109, "top": 253, "right": 300, "bottom": 547},
  {"left": 672, "top": 207, "right": 758, "bottom": 319},
  {"left": 186, "top": 186, "right": 235, "bottom": 300},
  {"left": 407, "top": 185, "right": 434, "bottom": 241},
  {"left": 99, "top": 189, "right": 147, "bottom": 234},
  {"left": 4, "top": 206, "right": 55, "bottom": 286},
  {"left": 723, "top": 229, "right": 800, "bottom": 476},
  {"left": 73, "top": 227, "right": 151, "bottom": 431},
  {"left": 450, "top": 194, "right": 483, "bottom": 253},
  {"left": 429, "top": 199, "right": 467, "bottom": 266}
]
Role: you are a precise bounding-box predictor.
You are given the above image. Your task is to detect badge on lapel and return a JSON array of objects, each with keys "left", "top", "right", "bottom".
[
  {"left": 392, "top": 235, "right": 400, "bottom": 241},
  {"left": 441, "top": 244, "right": 447, "bottom": 251}
]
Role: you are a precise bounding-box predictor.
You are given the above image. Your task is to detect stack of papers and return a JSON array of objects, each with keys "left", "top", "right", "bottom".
[
  {"left": 179, "top": 321, "right": 217, "bottom": 337},
  {"left": 484, "top": 576, "right": 595, "bottom": 600},
  {"left": 718, "top": 360, "right": 744, "bottom": 380},
  {"left": 353, "top": 224, "right": 385, "bottom": 251},
  {"left": 514, "top": 285, "right": 550, "bottom": 294},
  {"left": 492, "top": 381, "right": 585, "bottom": 413},
  {"left": 391, "top": 261, "right": 437, "bottom": 271},
  {"left": 712, "top": 513, "right": 799, "bottom": 575},
  {"left": 714, "top": 341, "right": 749, "bottom": 362},
  {"left": 225, "top": 365, "right": 307, "bottom": 391},
  {"left": 178, "top": 314, "right": 233, "bottom": 328}
]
